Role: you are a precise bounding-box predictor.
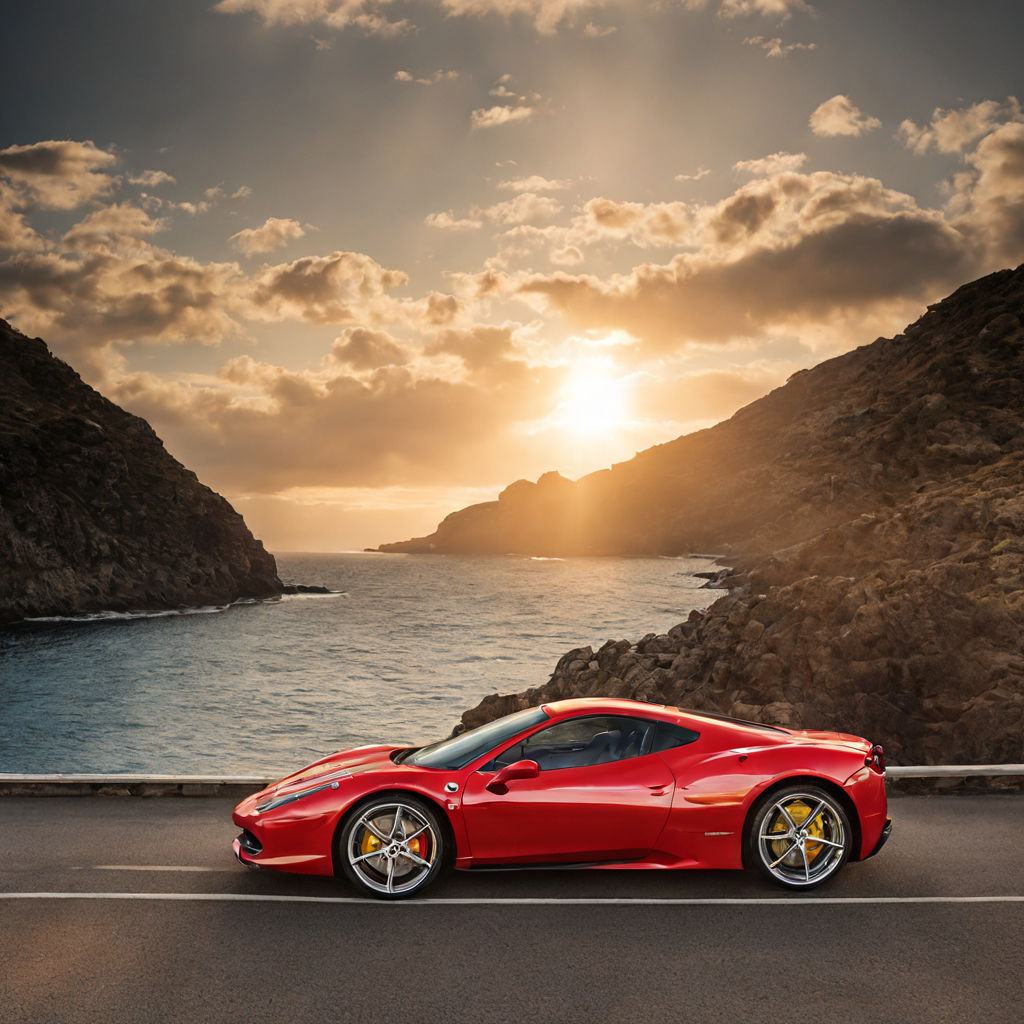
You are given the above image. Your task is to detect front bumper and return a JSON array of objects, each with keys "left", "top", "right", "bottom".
[
  {"left": 863, "top": 817, "right": 893, "bottom": 860},
  {"left": 231, "top": 792, "right": 339, "bottom": 876},
  {"left": 233, "top": 829, "right": 263, "bottom": 869}
]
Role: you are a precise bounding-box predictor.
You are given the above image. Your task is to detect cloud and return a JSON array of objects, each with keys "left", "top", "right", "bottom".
[
  {"left": 62, "top": 203, "right": 168, "bottom": 249},
  {"left": 550, "top": 245, "right": 583, "bottom": 265},
  {"left": 229, "top": 217, "right": 309, "bottom": 256},
  {"left": 809, "top": 95, "right": 881, "bottom": 137},
  {"left": 485, "top": 193, "right": 563, "bottom": 225},
  {"left": 249, "top": 250, "right": 408, "bottom": 324},
  {"left": 106, "top": 343, "right": 561, "bottom": 492},
  {"left": 715, "top": 0, "right": 812, "bottom": 17},
  {"left": 424, "top": 324, "right": 517, "bottom": 369},
  {"left": 743, "top": 35, "right": 815, "bottom": 58},
  {"left": 438, "top": 0, "right": 602, "bottom": 34},
  {"left": 216, "top": 0, "right": 599, "bottom": 35},
  {"left": 394, "top": 68, "right": 459, "bottom": 85},
  {"left": 424, "top": 210, "right": 483, "bottom": 231},
  {"left": 0, "top": 186, "right": 45, "bottom": 252},
  {"left": 331, "top": 326, "right": 410, "bottom": 369},
  {"left": 128, "top": 169, "right": 177, "bottom": 188},
  {"left": 349, "top": 11, "right": 414, "bottom": 35},
  {"left": 0, "top": 246, "right": 246, "bottom": 377},
  {"left": 471, "top": 105, "right": 535, "bottom": 130},
  {"left": 214, "top": 0, "right": 411, "bottom": 37},
  {"left": 518, "top": 170, "right": 972, "bottom": 351},
  {"left": 675, "top": 166, "right": 711, "bottom": 183},
  {"left": 471, "top": 74, "right": 541, "bottom": 130},
  {"left": 498, "top": 174, "right": 570, "bottom": 192},
  {"left": 0, "top": 139, "right": 119, "bottom": 209},
  {"left": 571, "top": 197, "right": 694, "bottom": 247},
  {"left": 898, "top": 97, "right": 1023, "bottom": 155},
  {"left": 217, "top": 0, "right": 813, "bottom": 36},
  {"left": 733, "top": 151, "right": 807, "bottom": 176},
  {"left": 948, "top": 121, "right": 1024, "bottom": 264},
  {"left": 397, "top": 290, "right": 466, "bottom": 328}
]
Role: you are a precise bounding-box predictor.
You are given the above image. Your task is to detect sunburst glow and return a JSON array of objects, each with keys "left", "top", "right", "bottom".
[{"left": 556, "top": 366, "right": 630, "bottom": 437}]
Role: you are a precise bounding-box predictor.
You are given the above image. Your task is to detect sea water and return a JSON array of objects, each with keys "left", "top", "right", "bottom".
[{"left": 0, "top": 553, "right": 719, "bottom": 774}]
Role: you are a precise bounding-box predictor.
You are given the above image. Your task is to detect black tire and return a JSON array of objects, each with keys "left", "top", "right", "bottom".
[
  {"left": 338, "top": 795, "right": 445, "bottom": 899},
  {"left": 749, "top": 784, "right": 852, "bottom": 890}
]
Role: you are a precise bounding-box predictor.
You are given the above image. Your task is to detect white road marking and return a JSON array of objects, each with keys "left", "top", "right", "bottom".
[{"left": 2, "top": 893, "right": 1023, "bottom": 906}]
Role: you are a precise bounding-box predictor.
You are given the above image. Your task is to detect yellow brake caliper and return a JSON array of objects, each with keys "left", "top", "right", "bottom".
[
  {"left": 360, "top": 818, "right": 422, "bottom": 858},
  {"left": 770, "top": 800, "right": 825, "bottom": 861}
]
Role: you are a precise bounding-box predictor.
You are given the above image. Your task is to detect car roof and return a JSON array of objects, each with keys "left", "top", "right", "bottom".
[{"left": 541, "top": 697, "right": 789, "bottom": 736}]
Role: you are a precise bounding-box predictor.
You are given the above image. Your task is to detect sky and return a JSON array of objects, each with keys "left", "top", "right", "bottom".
[{"left": 1, "top": 0, "right": 1023, "bottom": 552}]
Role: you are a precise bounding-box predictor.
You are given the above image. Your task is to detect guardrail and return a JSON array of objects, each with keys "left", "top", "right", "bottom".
[
  {"left": 0, "top": 773, "right": 275, "bottom": 785},
  {"left": 888, "top": 765, "right": 1024, "bottom": 778},
  {"left": 0, "top": 765, "right": 1022, "bottom": 797}
]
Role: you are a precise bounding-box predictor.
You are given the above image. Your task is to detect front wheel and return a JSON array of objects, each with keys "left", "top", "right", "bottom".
[
  {"left": 750, "top": 785, "right": 852, "bottom": 889},
  {"left": 339, "top": 796, "right": 445, "bottom": 899}
]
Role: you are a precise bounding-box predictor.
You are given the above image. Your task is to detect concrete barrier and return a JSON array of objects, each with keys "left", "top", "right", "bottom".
[{"left": 1, "top": 766, "right": 1023, "bottom": 796}]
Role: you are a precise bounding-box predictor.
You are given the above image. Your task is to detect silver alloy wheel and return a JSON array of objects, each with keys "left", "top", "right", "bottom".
[
  {"left": 755, "top": 790, "right": 849, "bottom": 888},
  {"left": 346, "top": 802, "right": 439, "bottom": 896}
]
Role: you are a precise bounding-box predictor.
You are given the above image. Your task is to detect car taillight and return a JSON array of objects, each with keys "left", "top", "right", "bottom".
[{"left": 864, "top": 744, "right": 885, "bottom": 773}]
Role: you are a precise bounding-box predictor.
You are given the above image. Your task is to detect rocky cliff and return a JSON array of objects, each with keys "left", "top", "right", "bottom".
[
  {"left": 452, "top": 266, "right": 1024, "bottom": 764},
  {"left": 0, "top": 320, "right": 281, "bottom": 623}
]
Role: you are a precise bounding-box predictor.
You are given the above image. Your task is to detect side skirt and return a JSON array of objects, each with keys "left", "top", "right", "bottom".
[{"left": 461, "top": 859, "right": 645, "bottom": 872}]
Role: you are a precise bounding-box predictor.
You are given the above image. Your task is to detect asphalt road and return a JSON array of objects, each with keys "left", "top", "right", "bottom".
[{"left": 1, "top": 794, "right": 1022, "bottom": 1024}]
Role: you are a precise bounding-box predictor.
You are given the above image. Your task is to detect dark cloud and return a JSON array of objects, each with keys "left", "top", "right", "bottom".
[
  {"left": 519, "top": 171, "right": 973, "bottom": 350},
  {"left": 0, "top": 139, "right": 119, "bottom": 209}
]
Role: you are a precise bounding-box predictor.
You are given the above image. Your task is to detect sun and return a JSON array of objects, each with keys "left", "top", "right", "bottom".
[{"left": 556, "top": 365, "right": 630, "bottom": 437}]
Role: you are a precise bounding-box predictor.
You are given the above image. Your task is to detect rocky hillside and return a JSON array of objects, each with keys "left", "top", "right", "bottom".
[
  {"left": 453, "top": 266, "right": 1024, "bottom": 764},
  {"left": 0, "top": 320, "right": 281, "bottom": 623},
  {"left": 381, "top": 267, "right": 1024, "bottom": 561}
]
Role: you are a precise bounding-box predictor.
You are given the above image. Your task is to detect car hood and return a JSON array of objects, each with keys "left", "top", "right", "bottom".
[{"left": 261, "top": 744, "right": 402, "bottom": 798}]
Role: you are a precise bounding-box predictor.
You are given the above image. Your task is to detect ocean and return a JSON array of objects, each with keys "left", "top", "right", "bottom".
[{"left": 0, "top": 553, "right": 719, "bottom": 774}]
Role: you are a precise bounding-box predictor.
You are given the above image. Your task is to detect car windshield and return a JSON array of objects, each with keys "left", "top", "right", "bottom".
[{"left": 404, "top": 706, "right": 549, "bottom": 770}]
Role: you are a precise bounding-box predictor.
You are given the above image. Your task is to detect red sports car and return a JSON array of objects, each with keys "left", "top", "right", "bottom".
[{"left": 232, "top": 697, "right": 891, "bottom": 898}]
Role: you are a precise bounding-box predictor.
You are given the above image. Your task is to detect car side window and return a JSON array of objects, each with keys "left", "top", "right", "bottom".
[
  {"left": 490, "top": 715, "right": 657, "bottom": 772},
  {"left": 650, "top": 721, "right": 700, "bottom": 752}
]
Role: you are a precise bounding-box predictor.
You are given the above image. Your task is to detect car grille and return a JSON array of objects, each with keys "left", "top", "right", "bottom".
[{"left": 237, "top": 829, "right": 262, "bottom": 856}]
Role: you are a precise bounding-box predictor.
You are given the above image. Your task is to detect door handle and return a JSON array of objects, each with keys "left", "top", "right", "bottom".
[{"left": 647, "top": 784, "right": 670, "bottom": 795}]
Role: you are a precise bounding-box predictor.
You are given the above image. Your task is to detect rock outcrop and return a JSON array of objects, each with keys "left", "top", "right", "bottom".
[
  {"left": 453, "top": 266, "right": 1024, "bottom": 764},
  {"left": 0, "top": 320, "right": 281, "bottom": 623}
]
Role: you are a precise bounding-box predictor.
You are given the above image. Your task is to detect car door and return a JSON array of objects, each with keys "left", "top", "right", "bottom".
[{"left": 461, "top": 715, "right": 676, "bottom": 865}]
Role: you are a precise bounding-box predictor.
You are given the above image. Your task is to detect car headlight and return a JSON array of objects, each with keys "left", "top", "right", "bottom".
[{"left": 256, "top": 779, "right": 341, "bottom": 813}]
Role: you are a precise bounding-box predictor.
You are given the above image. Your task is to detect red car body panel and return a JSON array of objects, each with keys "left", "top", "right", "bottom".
[
  {"left": 232, "top": 697, "right": 889, "bottom": 878},
  {"left": 461, "top": 753, "right": 675, "bottom": 864}
]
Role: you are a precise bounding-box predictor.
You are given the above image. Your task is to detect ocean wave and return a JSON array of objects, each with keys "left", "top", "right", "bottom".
[
  {"left": 529, "top": 556, "right": 564, "bottom": 561},
  {"left": 23, "top": 602, "right": 242, "bottom": 624},
  {"left": 21, "top": 590, "right": 349, "bottom": 624}
]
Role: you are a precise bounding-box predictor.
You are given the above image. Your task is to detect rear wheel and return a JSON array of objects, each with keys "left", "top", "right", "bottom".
[
  {"left": 339, "top": 796, "right": 444, "bottom": 899},
  {"left": 750, "top": 785, "right": 851, "bottom": 889}
]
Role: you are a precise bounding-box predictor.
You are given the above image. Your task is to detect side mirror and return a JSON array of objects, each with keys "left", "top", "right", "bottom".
[{"left": 485, "top": 759, "right": 540, "bottom": 795}]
